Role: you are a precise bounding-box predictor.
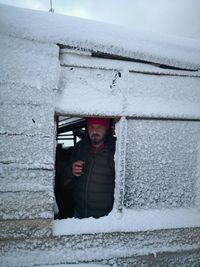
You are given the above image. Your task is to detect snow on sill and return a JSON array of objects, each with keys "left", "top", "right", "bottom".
[
  {"left": 53, "top": 208, "right": 200, "bottom": 236},
  {"left": 39, "top": 265, "right": 110, "bottom": 267}
]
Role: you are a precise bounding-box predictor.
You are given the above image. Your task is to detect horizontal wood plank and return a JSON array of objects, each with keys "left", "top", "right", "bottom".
[
  {"left": 0, "top": 82, "right": 56, "bottom": 106},
  {"left": 0, "top": 190, "right": 54, "bottom": 220},
  {"left": 1, "top": 228, "right": 200, "bottom": 266},
  {"left": 0, "top": 165, "right": 54, "bottom": 191},
  {"left": 0, "top": 218, "right": 52, "bottom": 239},
  {"left": 0, "top": 135, "right": 55, "bottom": 166},
  {"left": 0, "top": 104, "right": 55, "bottom": 136}
]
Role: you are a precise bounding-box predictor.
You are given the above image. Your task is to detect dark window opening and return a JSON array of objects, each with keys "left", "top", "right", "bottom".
[
  {"left": 54, "top": 116, "right": 86, "bottom": 219},
  {"left": 54, "top": 116, "right": 116, "bottom": 220}
]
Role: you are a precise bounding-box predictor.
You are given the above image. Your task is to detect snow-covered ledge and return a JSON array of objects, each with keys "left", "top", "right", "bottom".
[
  {"left": 40, "top": 264, "right": 110, "bottom": 267},
  {"left": 53, "top": 208, "right": 200, "bottom": 236}
]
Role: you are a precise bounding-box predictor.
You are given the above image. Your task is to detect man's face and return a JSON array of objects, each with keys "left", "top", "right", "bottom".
[{"left": 88, "top": 124, "right": 107, "bottom": 146}]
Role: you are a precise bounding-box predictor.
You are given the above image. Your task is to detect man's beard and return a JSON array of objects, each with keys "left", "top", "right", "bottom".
[{"left": 90, "top": 134, "right": 105, "bottom": 145}]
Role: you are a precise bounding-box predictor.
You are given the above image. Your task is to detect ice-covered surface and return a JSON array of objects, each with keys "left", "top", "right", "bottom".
[
  {"left": 0, "top": 21, "right": 58, "bottom": 221},
  {"left": 56, "top": 67, "right": 124, "bottom": 116},
  {"left": 60, "top": 49, "right": 200, "bottom": 77},
  {"left": 0, "top": 135, "right": 54, "bottom": 165},
  {"left": 0, "top": 4, "right": 200, "bottom": 70},
  {"left": 53, "top": 208, "right": 200, "bottom": 236},
  {"left": 126, "top": 73, "right": 200, "bottom": 119},
  {"left": 39, "top": 265, "right": 109, "bottom": 267},
  {"left": 0, "top": 34, "right": 60, "bottom": 90},
  {"left": 1, "top": 4, "right": 200, "bottom": 266},
  {"left": 2, "top": 226, "right": 200, "bottom": 266},
  {"left": 56, "top": 63, "right": 200, "bottom": 119},
  {"left": 0, "top": 104, "right": 55, "bottom": 136},
  {"left": 124, "top": 120, "right": 200, "bottom": 209},
  {"left": 0, "top": 218, "right": 52, "bottom": 240},
  {"left": 0, "top": 166, "right": 53, "bottom": 191},
  {"left": 113, "top": 117, "right": 127, "bottom": 212},
  {"left": 0, "top": 190, "right": 54, "bottom": 219}
]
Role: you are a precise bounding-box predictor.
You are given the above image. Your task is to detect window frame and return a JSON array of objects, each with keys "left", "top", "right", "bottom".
[{"left": 53, "top": 115, "right": 123, "bottom": 223}]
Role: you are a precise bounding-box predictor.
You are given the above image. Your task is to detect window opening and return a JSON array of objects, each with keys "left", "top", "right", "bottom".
[
  {"left": 57, "top": 116, "right": 86, "bottom": 147},
  {"left": 54, "top": 116, "right": 116, "bottom": 220}
]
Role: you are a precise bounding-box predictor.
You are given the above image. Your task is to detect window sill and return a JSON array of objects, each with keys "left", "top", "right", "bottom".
[{"left": 53, "top": 207, "right": 200, "bottom": 236}]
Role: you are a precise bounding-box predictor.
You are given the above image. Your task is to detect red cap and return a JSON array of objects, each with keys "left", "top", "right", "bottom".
[{"left": 87, "top": 118, "right": 110, "bottom": 129}]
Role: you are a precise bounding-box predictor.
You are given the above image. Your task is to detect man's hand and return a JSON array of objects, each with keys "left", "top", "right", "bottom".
[{"left": 72, "top": 161, "right": 85, "bottom": 177}]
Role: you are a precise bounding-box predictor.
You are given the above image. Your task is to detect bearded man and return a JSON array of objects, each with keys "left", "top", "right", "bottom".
[{"left": 65, "top": 117, "right": 116, "bottom": 219}]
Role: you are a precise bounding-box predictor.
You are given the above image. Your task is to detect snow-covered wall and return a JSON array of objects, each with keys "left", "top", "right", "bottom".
[
  {"left": 1, "top": 4, "right": 200, "bottom": 267},
  {"left": 0, "top": 35, "right": 60, "bottom": 224},
  {"left": 57, "top": 50, "right": 200, "bottom": 119},
  {"left": 125, "top": 120, "right": 200, "bottom": 209},
  {"left": 0, "top": 3, "right": 200, "bottom": 71}
]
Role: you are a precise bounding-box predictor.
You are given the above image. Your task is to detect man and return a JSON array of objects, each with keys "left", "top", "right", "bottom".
[{"left": 66, "top": 117, "right": 116, "bottom": 219}]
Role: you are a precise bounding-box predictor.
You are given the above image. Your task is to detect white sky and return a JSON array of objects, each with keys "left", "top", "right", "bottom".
[{"left": 0, "top": 0, "right": 200, "bottom": 40}]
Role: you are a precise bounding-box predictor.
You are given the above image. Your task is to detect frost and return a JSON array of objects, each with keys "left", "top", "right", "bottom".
[
  {"left": 126, "top": 74, "right": 200, "bottom": 119},
  {"left": 53, "top": 208, "right": 200, "bottom": 236},
  {"left": 39, "top": 265, "right": 109, "bottom": 267},
  {"left": 0, "top": 104, "right": 55, "bottom": 136},
  {"left": 56, "top": 68, "right": 123, "bottom": 116},
  {"left": 0, "top": 3, "right": 200, "bottom": 267},
  {"left": 0, "top": 4, "right": 200, "bottom": 70},
  {"left": 56, "top": 62, "right": 200, "bottom": 119},
  {"left": 124, "top": 120, "right": 200, "bottom": 209},
  {"left": 0, "top": 190, "right": 54, "bottom": 220},
  {"left": 0, "top": 35, "right": 60, "bottom": 90}
]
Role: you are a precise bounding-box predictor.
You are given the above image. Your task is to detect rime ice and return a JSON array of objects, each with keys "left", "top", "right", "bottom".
[{"left": 0, "top": 3, "right": 200, "bottom": 267}]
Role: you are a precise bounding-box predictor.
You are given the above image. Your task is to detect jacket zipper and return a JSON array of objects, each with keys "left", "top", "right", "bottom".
[{"left": 84, "top": 153, "right": 95, "bottom": 217}]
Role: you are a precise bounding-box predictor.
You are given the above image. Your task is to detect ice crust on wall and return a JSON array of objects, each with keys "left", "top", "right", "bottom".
[
  {"left": 57, "top": 67, "right": 124, "bottom": 116},
  {"left": 0, "top": 32, "right": 59, "bottom": 219},
  {"left": 0, "top": 190, "right": 54, "bottom": 220},
  {"left": 126, "top": 73, "right": 200, "bottom": 119},
  {"left": 0, "top": 3, "right": 200, "bottom": 70},
  {"left": 0, "top": 34, "right": 60, "bottom": 89},
  {"left": 124, "top": 120, "right": 200, "bottom": 209},
  {"left": 0, "top": 104, "right": 55, "bottom": 136},
  {"left": 0, "top": 4, "right": 200, "bottom": 266},
  {"left": 57, "top": 64, "right": 200, "bottom": 119},
  {"left": 2, "top": 225, "right": 200, "bottom": 266}
]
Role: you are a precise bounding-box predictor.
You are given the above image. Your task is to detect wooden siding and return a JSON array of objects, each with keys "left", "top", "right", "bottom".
[
  {"left": 1, "top": 228, "right": 200, "bottom": 266},
  {"left": 57, "top": 51, "right": 200, "bottom": 120},
  {"left": 1, "top": 39, "right": 200, "bottom": 267},
  {"left": 0, "top": 36, "right": 59, "bottom": 250},
  {"left": 0, "top": 191, "right": 53, "bottom": 220},
  {"left": 0, "top": 219, "right": 52, "bottom": 239}
]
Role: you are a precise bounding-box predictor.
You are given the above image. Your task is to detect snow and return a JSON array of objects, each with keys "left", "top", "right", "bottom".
[
  {"left": 124, "top": 120, "right": 200, "bottom": 209},
  {"left": 60, "top": 49, "right": 200, "bottom": 77},
  {"left": 39, "top": 265, "right": 109, "bottom": 267},
  {"left": 53, "top": 208, "right": 200, "bottom": 236},
  {"left": 0, "top": 3, "right": 200, "bottom": 266},
  {"left": 0, "top": 34, "right": 60, "bottom": 90},
  {"left": 56, "top": 67, "right": 124, "bottom": 117},
  {"left": 56, "top": 65, "right": 200, "bottom": 119},
  {"left": 0, "top": 3, "right": 200, "bottom": 70}
]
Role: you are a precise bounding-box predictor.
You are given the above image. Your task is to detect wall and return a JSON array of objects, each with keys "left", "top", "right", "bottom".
[
  {"left": 0, "top": 35, "right": 60, "bottom": 241},
  {"left": 1, "top": 44, "right": 200, "bottom": 266}
]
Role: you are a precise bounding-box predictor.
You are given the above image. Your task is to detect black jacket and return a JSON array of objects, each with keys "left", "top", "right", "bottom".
[{"left": 66, "top": 134, "right": 116, "bottom": 218}]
